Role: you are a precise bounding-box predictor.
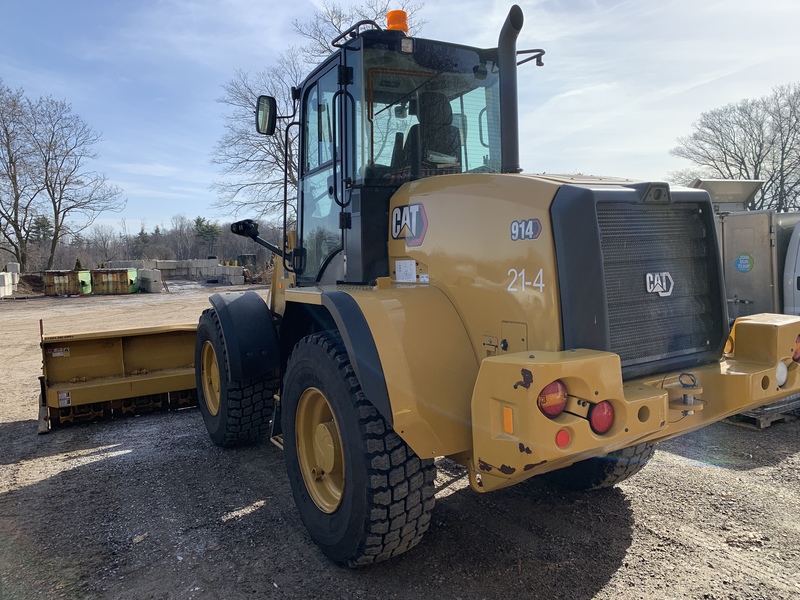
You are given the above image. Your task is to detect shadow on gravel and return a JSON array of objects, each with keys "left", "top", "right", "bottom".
[
  {"left": 0, "top": 411, "right": 198, "bottom": 466},
  {"left": 0, "top": 419, "right": 102, "bottom": 466},
  {"left": 1, "top": 410, "right": 633, "bottom": 600},
  {"left": 656, "top": 419, "right": 800, "bottom": 472},
  {"left": 349, "top": 474, "right": 634, "bottom": 600}
]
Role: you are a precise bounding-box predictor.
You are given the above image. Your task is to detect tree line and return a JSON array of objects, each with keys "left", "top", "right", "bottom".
[{"left": 21, "top": 215, "right": 282, "bottom": 272}]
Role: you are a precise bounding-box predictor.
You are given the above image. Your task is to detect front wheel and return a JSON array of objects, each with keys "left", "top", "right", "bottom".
[
  {"left": 195, "top": 308, "right": 275, "bottom": 447},
  {"left": 282, "top": 332, "right": 437, "bottom": 567},
  {"left": 543, "top": 442, "right": 656, "bottom": 491}
]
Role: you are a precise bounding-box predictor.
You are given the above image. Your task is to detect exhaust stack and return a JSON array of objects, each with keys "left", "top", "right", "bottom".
[{"left": 498, "top": 5, "right": 523, "bottom": 174}]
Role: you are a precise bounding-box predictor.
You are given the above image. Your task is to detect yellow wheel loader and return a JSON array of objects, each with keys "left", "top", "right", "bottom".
[{"left": 192, "top": 5, "right": 800, "bottom": 566}]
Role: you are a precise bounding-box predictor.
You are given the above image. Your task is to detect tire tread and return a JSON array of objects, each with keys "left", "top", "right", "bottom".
[
  {"left": 198, "top": 308, "right": 276, "bottom": 447},
  {"left": 544, "top": 441, "right": 656, "bottom": 491},
  {"left": 290, "top": 332, "right": 436, "bottom": 567}
]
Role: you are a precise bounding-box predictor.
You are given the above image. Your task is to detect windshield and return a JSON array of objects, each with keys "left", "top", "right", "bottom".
[{"left": 355, "top": 40, "right": 501, "bottom": 185}]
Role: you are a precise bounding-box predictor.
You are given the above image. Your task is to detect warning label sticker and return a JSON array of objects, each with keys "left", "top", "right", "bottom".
[
  {"left": 58, "top": 391, "right": 71, "bottom": 407},
  {"left": 395, "top": 260, "right": 417, "bottom": 283}
]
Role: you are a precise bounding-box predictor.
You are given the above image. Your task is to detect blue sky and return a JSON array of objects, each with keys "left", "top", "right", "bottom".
[{"left": 2, "top": 0, "right": 799, "bottom": 232}]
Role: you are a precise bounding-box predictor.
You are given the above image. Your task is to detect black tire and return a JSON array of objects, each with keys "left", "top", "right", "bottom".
[
  {"left": 282, "top": 332, "right": 437, "bottom": 567},
  {"left": 48, "top": 406, "right": 61, "bottom": 429},
  {"left": 195, "top": 308, "right": 276, "bottom": 447},
  {"left": 543, "top": 442, "right": 656, "bottom": 491}
]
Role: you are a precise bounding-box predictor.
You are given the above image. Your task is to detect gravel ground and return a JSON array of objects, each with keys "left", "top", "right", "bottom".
[{"left": 1, "top": 287, "right": 799, "bottom": 599}]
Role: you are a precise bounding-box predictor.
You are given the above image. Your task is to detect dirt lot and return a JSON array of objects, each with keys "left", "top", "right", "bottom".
[{"left": 1, "top": 287, "right": 799, "bottom": 599}]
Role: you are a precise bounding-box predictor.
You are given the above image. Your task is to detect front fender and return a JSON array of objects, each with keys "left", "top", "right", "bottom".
[{"left": 208, "top": 291, "right": 280, "bottom": 382}]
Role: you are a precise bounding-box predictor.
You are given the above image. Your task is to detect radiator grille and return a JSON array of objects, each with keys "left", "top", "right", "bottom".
[{"left": 597, "top": 203, "right": 716, "bottom": 367}]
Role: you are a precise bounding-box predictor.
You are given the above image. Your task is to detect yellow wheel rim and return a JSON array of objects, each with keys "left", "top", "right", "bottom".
[
  {"left": 296, "top": 387, "right": 345, "bottom": 514},
  {"left": 201, "top": 340, "right": 221, "bottom": 416}
]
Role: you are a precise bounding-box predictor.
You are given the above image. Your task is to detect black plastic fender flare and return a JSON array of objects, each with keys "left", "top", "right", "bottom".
[
  {"left": 208, "top": 291, "right": 280, "bottom": 382},
  {"left": 321, "top": 291, "right": 393, "bottom": 427}
]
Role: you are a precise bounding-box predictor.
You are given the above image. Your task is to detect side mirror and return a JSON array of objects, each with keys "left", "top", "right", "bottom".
[
  {"left": 255, "top": 95, "right": 277, "bottom": 136},
  {"left": 231, "top": 219, "right": 259, "bottom": 239}
]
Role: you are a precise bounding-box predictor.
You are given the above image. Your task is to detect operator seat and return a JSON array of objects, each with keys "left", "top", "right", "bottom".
[{"left": 404, "top": 91, "right": 462, "bottom": 179}]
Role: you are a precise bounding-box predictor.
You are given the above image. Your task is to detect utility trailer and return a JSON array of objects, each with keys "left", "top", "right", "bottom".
[{"left": 38, "top": 324, "right": 197, "bottom": 431}]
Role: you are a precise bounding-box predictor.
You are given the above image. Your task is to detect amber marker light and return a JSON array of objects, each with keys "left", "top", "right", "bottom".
[
  {"left": 502, "top": 406, "right": 514, "bottom": 434},
  {"left": 537, "top": 380, "right": 568, "bottom": 418},
  {"left": 793, "top": 334, "right": 800, "bottom": 362},
  {"left": 386, "top": 10, "right": 409, "bottom": 33}
]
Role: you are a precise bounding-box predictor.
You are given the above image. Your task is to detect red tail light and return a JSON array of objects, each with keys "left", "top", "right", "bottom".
[
  {"left": 793, "top": 335, "right": 800, "bottom": 362},
  {"left": 589, "top": 400, "right": 614, "bottom": 434},
  {"left": 537, "top": 380, "right": 568, "bottom": 418},
  {"left": 555, "top": 428, "right": 571, "bottom": 448}
]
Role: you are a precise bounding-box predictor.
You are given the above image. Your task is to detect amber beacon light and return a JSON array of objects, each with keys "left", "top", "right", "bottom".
[{"left": 386, "top": 10, "right": 409, "bottom": 33}]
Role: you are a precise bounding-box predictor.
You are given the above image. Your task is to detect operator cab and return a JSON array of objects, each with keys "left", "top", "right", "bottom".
[{"left": 254, "top": 11, "right": 535, "bottom": 286}]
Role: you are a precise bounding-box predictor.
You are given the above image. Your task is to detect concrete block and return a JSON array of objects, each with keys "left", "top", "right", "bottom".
[
  {"left": 230, "top": 275, "right": 245, "bottom": 285},
  {"left": 0, "top": 272, "right": 11, "bottom": 297},
  {"left": 139, "top": 269, "right": 162, "bottom": 283},
  {"left": 109, "top": 260, "right": 136, "bottom": 269},
  {"left": 6, "top": 262, "right": 20, "bottom": 273},
  {"left": 156, "top": 260, "right": 177, "bottom": 270},
  {"left": 140, "top": 280, "right": 162, "bottom": 293},
  {"left": 11, "top": 272, "right": 19, "bottom": 285},
  {"left": 138, "top": 269, "right": 163, "bottom": 293}
]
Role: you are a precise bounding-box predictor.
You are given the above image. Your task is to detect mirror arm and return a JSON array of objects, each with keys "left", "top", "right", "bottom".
[
  {"left": 231, "top": 220, "right": 284, "bottom": 257},
  {"left": 251, "top": 235, "right": 283, "bottom": 257}
]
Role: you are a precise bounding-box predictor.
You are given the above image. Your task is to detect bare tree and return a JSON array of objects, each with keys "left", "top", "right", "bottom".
[
  {"left": 24, "top": 96, "right": 125, "bottom": 268},
  {"left": 0, "top": 81, "right": 41, "bottom": 271},
  {"left": 210, "top": 2, "right": 425, "bottom": 221},
  {"left": 210, "top": 50, "right": 304, "bottom": 219},
  {"left": 169, "top": 214, "right": 196, "bottom": 259},
  {"left": 2, "top": 82, "right": 125, "bottom": 272},
  {"left": 670, "top": 83, "right": 800, "bottom": 211},
  {"left": 89, "top": 223, "right": 119, "bottom": 265}
]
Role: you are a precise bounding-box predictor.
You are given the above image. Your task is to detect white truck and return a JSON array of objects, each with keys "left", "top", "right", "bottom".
[{"left": 693, "top": 179, "right": 800, "bottom": 425}]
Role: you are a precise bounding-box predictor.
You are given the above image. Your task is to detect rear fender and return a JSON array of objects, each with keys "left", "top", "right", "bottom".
[
  {"left": 208, "top": 291, "right": 280, "bottom": 381},
  {"left": 338, "top": 286, "right": 480, "bottom": 459}
]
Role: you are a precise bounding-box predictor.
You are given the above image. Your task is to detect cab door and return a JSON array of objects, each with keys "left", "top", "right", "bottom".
[{"left": 297, "top": 63, "right": 343, "bottom": 284}]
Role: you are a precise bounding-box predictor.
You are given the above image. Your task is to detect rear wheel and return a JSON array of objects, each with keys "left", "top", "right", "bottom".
[
  {"left": 283, "top": 332, "right": 436, "bottom": 567},
  {"left": 544, "top": 442, "right": 656, "bottom": 491},
  {"left": 195, "top": 308, "right": 275, "bottom": 447}
]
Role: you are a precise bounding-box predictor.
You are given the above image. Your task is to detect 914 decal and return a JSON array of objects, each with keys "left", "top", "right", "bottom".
[{"left": 510, "top": 218, "right": 541, "bottom": 241}]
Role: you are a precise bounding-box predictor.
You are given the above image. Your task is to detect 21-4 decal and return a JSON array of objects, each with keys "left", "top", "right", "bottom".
[{"left": 507, "top": 268, "right": 545, "bottom": 293}]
